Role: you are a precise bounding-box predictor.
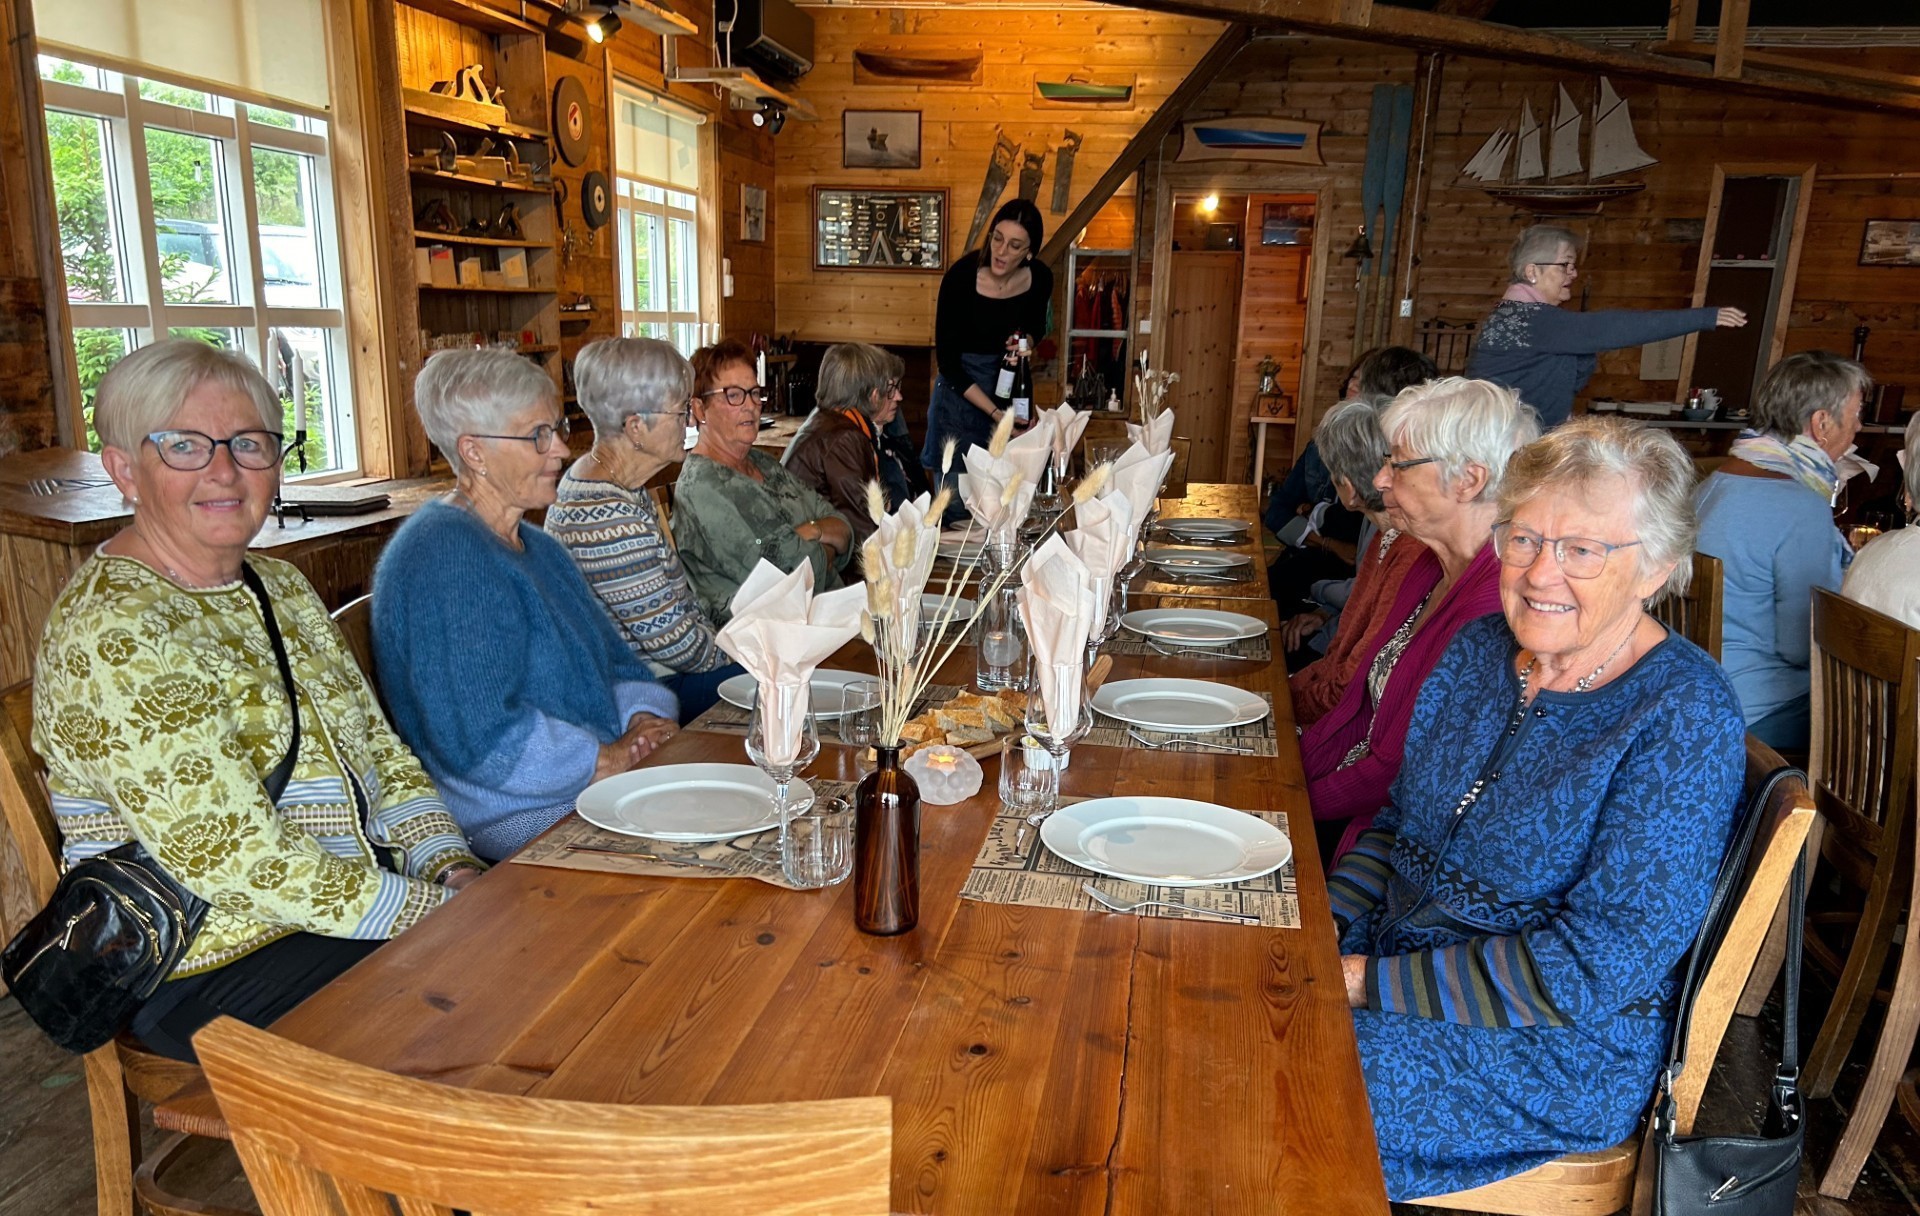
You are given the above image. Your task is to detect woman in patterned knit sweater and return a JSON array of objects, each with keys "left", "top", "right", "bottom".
[
  {"left": 1326, "top": 418, "right": 1745, "bottom": 1200},
  {"left": 545, "top": 337, "right": 744, "bottom": 720},
  {"left": 34, "top": 340, "right": 484, "bottom": 1061}
]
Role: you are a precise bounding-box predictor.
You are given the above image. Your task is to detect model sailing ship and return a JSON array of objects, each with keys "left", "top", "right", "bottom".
[{"left": 1462, "top": 77, "right": 1657, "bottom": 211}]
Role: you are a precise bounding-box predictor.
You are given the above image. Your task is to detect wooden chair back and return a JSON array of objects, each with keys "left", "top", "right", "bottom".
[
  {"left": 1650, "top": 553, "right": 1724, "bottom": 662},
  {"left": 195, "top": 1016, "right": 893, "bottom": 1215},
  {"left": 0, "top": 681, "right": 58, "bottom": 906},
  {"left": 1412, "top": 736, "right": 1816, "bottom": 1216},
  {"left": 330, "top": 595, "right": 377, "bottom": 688}
]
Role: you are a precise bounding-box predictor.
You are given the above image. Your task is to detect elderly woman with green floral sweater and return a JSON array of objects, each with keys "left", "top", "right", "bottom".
[{"left": 33, "top": 340, "right": 482, "bottom": 1062}]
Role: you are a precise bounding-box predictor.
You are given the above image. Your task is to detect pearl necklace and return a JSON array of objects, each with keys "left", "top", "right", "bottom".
[{"left": 1519, "top": 627, "right": 1636, "bottom": 697}]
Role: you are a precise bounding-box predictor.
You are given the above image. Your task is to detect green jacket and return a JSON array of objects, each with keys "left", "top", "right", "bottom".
[{"left": 673, "top": 448, "right": 851, "bottom": 624}]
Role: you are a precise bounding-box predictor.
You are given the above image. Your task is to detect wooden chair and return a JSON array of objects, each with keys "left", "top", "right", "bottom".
[
  {"left": 1791, "top": 591, "right": 1920, "bottom": 1105},
  {"left": 193, "top": 1015, "right": 894, "bottom": 1215},
  {"left": 330, "top": 593, "right": 377, "bottom": 685},
  {"left": 1819, "top": 646, "right": 1920, "bottom": 1198},
  {"left": 1649, "top": 553, "right": 1724, "bottom": 662},
  {"left": 650, "top": 483, "right": 677, "bottom": 548},
  {"left": 0, "top": 682, "right": 248, "bottom": 1216},
  {"left": 1413, "top": 737, "right": 1817, "bottom": 1216}
]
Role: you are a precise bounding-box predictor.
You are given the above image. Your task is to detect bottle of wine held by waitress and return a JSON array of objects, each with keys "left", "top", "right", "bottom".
[
  {"left": 1009, "top": 337, "right": 1033, "bottom": 424},
  {"left": 993, "top": 338, "right": 1019, "bottom": 412}
]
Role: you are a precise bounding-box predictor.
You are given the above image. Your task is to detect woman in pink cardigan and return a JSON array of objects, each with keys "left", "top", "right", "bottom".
[{"left": 1299, "top": 377, "right": 1539, "bottom": 860}]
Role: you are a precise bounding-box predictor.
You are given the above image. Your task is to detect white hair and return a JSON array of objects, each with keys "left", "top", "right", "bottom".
[
  {"left": 413, "top": 349, "right": 557, "bottom": 474},
  {"left": 1508, "top": 225, "right": 1577, "bottom": 283},
  {"left": 574, "top": 337, "right": 693, "bottom": 442},
  {"left": 1379, "top": 376, "right": 1540, "bottom": 504},
  {"left": 93, "top": 339, "right": 280, "bottom": 452},
  {"left": 1497, "top": 415, "right": 1699, "bottom": 603}
]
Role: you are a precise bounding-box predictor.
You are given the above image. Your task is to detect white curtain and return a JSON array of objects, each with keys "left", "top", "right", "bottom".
[
  {"left": 615, "top": 84, "right": 703, "bottom": 192},
  {"left": 34, "top": 0, "right": 331, "bottom": 113}
]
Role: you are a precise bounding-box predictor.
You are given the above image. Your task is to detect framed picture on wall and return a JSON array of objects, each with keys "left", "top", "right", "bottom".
[
  {"left": 843, "top": 110, "right": 922, "bottom": 170},
  {"left": 1860, "top": 219, "right": 1920, "bottom": 266},
  {"left": 813, "top": 187, "right": 947, "bottom": 272},
  {"left": 741, "top": 184, "right": 767, "bottom": 243}
]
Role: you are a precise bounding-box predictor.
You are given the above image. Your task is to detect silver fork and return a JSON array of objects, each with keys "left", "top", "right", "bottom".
[
  {"left": 1127, "top": 729, "right": 1254, "bottom": 755},
  {"left": 1081, "top": 881, "right": 1259, "bottom": 923},
  {"left": 1147, "top": 639, "right": 1261, "bottom": 662}
]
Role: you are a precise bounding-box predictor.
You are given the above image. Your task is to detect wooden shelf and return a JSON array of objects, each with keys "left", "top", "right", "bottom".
[
  {"left": 671, "top": 67, "right": 817, "bottom": 122},
  {"left": 419, "top": 284, "right": 552, "bottom": 295},
  {"left": 410, "top": 167, "right": 551, "bottom": 194},
  {"left": 614, "top": 0, "right": 698, "bottom": 37},
  {"left": 404, "top": 98, "right": 549, "bottom": 142},
  {"left": 399, "top": 0, "right": 539, "bottom": 35},
  {"left": 412, "top": 229, "right": 548, "bottom": 249}
]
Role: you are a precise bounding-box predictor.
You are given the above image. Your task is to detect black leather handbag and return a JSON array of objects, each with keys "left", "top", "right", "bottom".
[
  {"left": 0, "top": 564, "right": 300, "bottom": 1053},
  {"left": 1648, "top": 765, "right": 1807, "bottom": 1216}
]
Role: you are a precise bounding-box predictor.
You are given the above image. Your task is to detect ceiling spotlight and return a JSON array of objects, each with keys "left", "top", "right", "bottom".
[
  {"left": 1200, "top": 193, "right": 1220, "bottom": 213},
  {"left": 753, "top": 101, "right": 787, "bottom": 135},
  {"left": 586, "top": 8, "right": 622, "bottom": 41}
]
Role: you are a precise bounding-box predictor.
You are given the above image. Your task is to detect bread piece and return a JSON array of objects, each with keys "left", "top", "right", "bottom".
[
  {"left": 995, "top": 688, "right": 1030, "bottom": 714},
  {"left": 977, "top": 697, "right": 1019, "bottom": 730},
  {"left": 898, "top": 720, "right": 939, "bottom": 744},
  {"left": 941, "top": 720, "right": 996, "bottom": 745}
]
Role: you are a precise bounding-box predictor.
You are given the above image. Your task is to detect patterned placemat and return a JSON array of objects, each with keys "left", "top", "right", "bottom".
[
  {"left": 1086, "top": 691, "right": 1279, "bottom": 756},
  {"left": 508, "top": 778, "right": 860, "bottom": 888},
  {"left": 960, "top": 799, "right": 1299, "bottom": 928},
  {"left": 1103, "top": 629, "right": 1272, "bottom": 662},
  {"left": 685, "top": 684, "right": 969, "bottom": 739}
]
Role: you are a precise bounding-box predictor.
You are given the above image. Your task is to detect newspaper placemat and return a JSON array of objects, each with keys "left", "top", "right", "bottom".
[
  {"left": 960, "top": 800, "right": 1299, "bottom": 928},
  {"left": 1104, "top": 630, "right": 1271, "bottom": 662},
  {"left": 509, "top": 778, "right": 859, "bottom": 888},
  {"left": 1086, "top": 692, "right": 1279, "bottom": 757},
  {"left": 685, "top": 684, "right": 968, "bottom": 738}
]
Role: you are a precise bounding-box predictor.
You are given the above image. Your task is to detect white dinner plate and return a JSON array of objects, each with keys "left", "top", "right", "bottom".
[
  {"left": 1120, "top": 608, "right": 1266, "bottom": 647},
  {"left": 716, "top": 669, "right": 871, "bottom": 719},
  {"left": 1091, "top": 678, "right": 1270, "bottom": 732},
  {"left": 1042, "top": 796, "right": 1291, "bottom": 886},
  {"left": 1143, "top": 547, "right": 1253, "bottom": 571},
  {"left": 576, "top": 763, "right": 812, "bottom": 843},
  {"left": 936, "top": 537, "right": 986, "bottom": 563},
  {"left": 1158, "top": 517, "right": 1253, "bottom": 538},
  {"left": 920, "top": 593, "right": 976, "bottom": 624}
]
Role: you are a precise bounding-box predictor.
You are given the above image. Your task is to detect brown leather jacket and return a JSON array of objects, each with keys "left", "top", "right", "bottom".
[{"left": 783, "top": 407, "right": 882, "bottom": 551}]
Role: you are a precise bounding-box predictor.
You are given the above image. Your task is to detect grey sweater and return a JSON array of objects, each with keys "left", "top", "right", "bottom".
[{"left": 1464, "top": 300, "right": 1719, "bottom": 428}]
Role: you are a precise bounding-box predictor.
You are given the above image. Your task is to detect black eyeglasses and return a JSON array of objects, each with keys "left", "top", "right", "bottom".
[
  {"left": 469, "top": 417, "right": 570, "bottom": 453},
  {"left": 1532, "top": 261, "right": 1578, "bottom": 272},
  {"left": 699, "top": 385, "right": 769, "bottom": 409},
  {"left": 1493, "top": 522, "right": 1641, "bottom": 580},
  {"left": 1387, "top": 455, "right": 1437, "bottom": 473},
  {"left": 882, "top": 379, "right": 902, "bottom": 395},
  {"left": 146, "top": 429, "right": 288, "bottom": 471}
]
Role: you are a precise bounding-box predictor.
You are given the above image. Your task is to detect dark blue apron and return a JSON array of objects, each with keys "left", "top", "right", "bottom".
[{"left": 921, "top": 351, "right": 1004, "bottom": 477}]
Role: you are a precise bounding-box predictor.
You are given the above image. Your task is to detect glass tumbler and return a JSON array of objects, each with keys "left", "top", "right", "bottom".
[
  {"left": 784, "top": 796, "right": 855, "bottom": 888},
  {"left": 999, "top": 735, "right": 1059, "bottom": 822}
]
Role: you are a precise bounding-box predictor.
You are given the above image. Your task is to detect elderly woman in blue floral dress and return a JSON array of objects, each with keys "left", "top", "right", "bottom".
[{"left": 1326, "top": 416, "right": 1747, "bottom": 1200}]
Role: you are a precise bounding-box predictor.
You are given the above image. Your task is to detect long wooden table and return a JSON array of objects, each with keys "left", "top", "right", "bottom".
[
  {"left": 1135, "top": 482, "right": 1271, "bottom": 602},
  {"left": 271, "top": 511, "right": 1387, "bottom": 1213}
]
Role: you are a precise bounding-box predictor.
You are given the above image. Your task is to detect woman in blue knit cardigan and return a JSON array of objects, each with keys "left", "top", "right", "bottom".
[
  {"left": 1326, "top": 417, "right": 1746, "bottom": 1200},
  {"left": 374, "top": 350, "right": 680, "bottom": 862}
]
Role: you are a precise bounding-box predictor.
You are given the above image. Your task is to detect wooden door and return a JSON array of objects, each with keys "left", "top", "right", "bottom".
[{"left": 1164, "top": 251, "right": 1243, "bottom": 483}]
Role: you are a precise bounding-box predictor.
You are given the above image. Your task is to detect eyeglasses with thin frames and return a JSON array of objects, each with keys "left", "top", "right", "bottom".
[
  {"left": 1387, "top": 455, "right": 1437, "bottom": 473},
  {"left": 1532, "top": 261, "right": 1578, "bottom": 272},
  {"left": 468, "top": 418, "right": 570, "bottom": 453},
  {"left": 1493, "top": 522, "right": 1641, "bottom": 580},
  {"left": 699, "top": 385, "right": 769, "bottom": 409},
  {"left": 145, "top": 430, "right": 288, "bottom": 472}
]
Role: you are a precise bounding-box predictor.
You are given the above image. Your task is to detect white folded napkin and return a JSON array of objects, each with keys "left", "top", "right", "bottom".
[
  {"left": 1127, "top": 409, "right": 1176, "bottom": 455},
  {"left": 1108, "top": 442, "right": 1176, "bottom": 530},
  {"left": 1017, "top": 535, "right": 1095, "bottom": 733},
  {"left": 715, "top": 560, "right": 865, "bottom": 764},
  {"left": 1002, "top": 422, "right": 1055, "bottom": 484},
  {"left": 862, "top": 492, "right": 942, "bottom": 643},
  {"left": 1064, "top": 492, "right": 1133, "bottom": 641},
  {"left": 957, "top": 445, "right": 1037, "bottom": 547},
  {"left": 1043, "top": 404, "right": 1092, "bottom": 467}
]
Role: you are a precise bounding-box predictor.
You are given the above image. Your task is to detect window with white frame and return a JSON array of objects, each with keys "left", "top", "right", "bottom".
[
  {"left": 38, "top": 55, "right": 355, "bottom": 476},
  {"left": 613, "top": 84, "right": 711, "bottom": 356}
]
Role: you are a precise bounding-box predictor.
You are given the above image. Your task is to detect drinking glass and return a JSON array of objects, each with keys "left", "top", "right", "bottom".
[
  {"left": 745, "top": 685, "right": 820, "bottom": 864},
  {"left": 999, "top": 735, "right": 1058, "bottom": 839},
  {"left": 784, "top": 796, "right": 854, "bottom": 888},
  {"left": 1024, "top": 658, "right": 1095, "bottom": 771},
  {"left": 839, "top": 680, "right": 882, "bottom": 749}
]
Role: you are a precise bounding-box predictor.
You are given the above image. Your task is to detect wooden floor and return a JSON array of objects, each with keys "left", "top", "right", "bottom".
[{"left": 3, "top": 976, "right": 1919, "bottom": 1215}]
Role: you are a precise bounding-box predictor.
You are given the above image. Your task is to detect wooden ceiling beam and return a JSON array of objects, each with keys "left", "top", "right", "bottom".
[
  {"left": 1665, "top": 0, "right": 1698, "bottom": 44},
  {"left": 1714, "top": 0, "right": 1750, "bottom": 79},
  {"left": 1435, "top": 0, "right": 1501, "bottom": 18},
  {"left": 1088, "top": 0, "right": 1920, "bottom": 116},
  {"left": 1037, "top": 23, "right": 1253, "bottom": 269}
]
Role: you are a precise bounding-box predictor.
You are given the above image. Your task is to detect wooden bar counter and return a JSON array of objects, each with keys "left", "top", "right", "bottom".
[{"left": 272, "top": 611, "right": 1390, "bottom": 1213}]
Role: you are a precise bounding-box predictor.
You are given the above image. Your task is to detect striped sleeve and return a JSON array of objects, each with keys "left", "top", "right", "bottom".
[
  {"left": 1366, "top": 934, "right": 1569, "bottom": 1029},
  {"left": 1327, "top": 825, "right": 1395, "bottom": 937}
]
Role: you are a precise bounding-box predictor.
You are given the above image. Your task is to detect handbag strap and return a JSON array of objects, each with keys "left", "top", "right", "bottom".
[
  {"left": 1656, "top": 765, "right": 1807, "bottom": 1135},
  {"left": 239, "top": 562, "right": 300, "bottom": 803}
]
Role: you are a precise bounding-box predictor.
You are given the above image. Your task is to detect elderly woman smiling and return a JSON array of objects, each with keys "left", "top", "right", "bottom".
[
  {"left": 1300, "top": 377, "right": 1538, "bottom": 856},
  {"left": 373, "top": 349, "right": 679, "bottom": 862},
  {"left": 544, "top": 337, "right": 744, "bottom": 721},
  {"left": 1326, "top": 417, "right": 1745, "bottom": 1201},
  {"left": 673, "top": 338, "right": 852, "bottom": 622},
  {"left": 1695, "top": 349, "right": 1865, "bottom": 749},
  {"left": 34, "top": 340, "right": 482, "bottom": 1061}
]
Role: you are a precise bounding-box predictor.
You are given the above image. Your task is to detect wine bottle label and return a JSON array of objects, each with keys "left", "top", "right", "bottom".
[
  {"left": 1012, "top": 396, "right": 1031, "bottom": 422},
  {"left": 995, "top": 368, "right": 1015, "bottom": 399}
]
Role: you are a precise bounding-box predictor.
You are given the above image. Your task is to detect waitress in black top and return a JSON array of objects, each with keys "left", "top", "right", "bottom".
[{"left": 921, "top": 199, "right": 1053, "bottom": 493}]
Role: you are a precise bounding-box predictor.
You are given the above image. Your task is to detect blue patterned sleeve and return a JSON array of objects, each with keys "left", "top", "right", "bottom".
[{"left": 1367, "top": 683, "right": 1745, "bottom": 1028}]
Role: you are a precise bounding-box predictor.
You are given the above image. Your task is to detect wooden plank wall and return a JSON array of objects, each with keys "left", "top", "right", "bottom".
[
  {"left": 0, "top": 0, "right": 56, "bottom": 458},
  {"left": 772, "top": 6, "right": 1226, "bottom": 347}
]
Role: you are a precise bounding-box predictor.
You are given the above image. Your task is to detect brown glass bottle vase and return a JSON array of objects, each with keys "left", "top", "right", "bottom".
[{"left": 853, "top": 746, "right": 920, "bottom": 935}]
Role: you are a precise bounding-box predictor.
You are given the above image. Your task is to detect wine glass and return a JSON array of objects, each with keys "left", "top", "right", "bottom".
[
  {"left": 1024, "top": 658, "right": 1095, "bottom": 782},
  {"left": 1085, "top": 576, "right": 1127, "bottom": 667},
  {"left": 745, "top": 684, "right": 820, "bottom": 870}
]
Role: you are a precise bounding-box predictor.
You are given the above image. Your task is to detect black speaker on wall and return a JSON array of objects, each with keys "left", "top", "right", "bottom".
[{"left": 719, "top": 0, "right": 814, "bottom": 83}]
